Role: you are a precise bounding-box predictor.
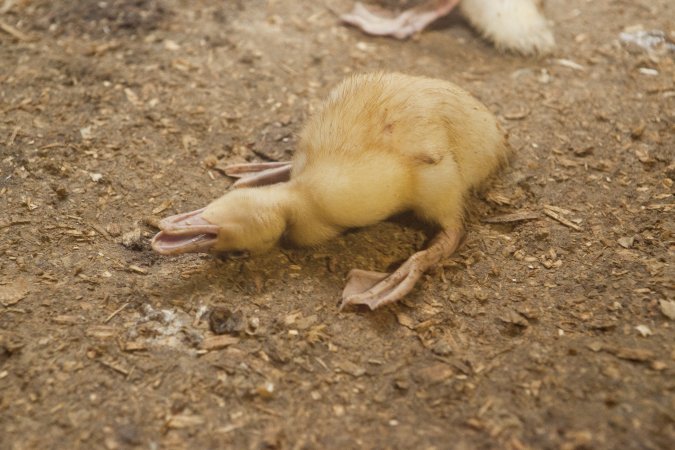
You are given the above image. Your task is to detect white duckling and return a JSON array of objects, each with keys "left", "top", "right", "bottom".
[
  {"left": 341, "top": 0, "right": 555, "bottom": 55},
  {"left": 152, "top": 73, "right": 509, "bottom": 311}
]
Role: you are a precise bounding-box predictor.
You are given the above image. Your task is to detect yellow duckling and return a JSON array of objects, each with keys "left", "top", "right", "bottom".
[{"left": 152, "top": 73, "right": 509, "bottom": 310}]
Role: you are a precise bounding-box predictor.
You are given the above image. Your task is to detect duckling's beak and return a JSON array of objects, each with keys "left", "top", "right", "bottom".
[{"left": 151, "top": 208, "right": 220, "bottom": 255}]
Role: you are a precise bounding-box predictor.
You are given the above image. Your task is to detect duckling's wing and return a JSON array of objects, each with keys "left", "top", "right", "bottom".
[{"left": 341, "top": 0, "right": 460, "bottom": 40}]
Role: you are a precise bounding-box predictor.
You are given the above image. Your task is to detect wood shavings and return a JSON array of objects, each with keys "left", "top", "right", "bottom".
[
  {"left": 499, "top": 309, "right": 529, "bottom": 327},
  {"left": 617, "top": 236, "right": 635, "bottom": 249},
  {"left": 127, "top": 265, "right": 148, "bottom": 275},
  {"left": 659, "top": 300, "right": 675, "bottom": 320},
  {"left": 166, "top": 414, "right": 204, "bottom": 429},
  {"left": 52, "top": 315, "right": 83, "bottom": 325},
  {"left": 0, "top": 0, "right": 17, "bottom": 15},
  {"left": 85, "top": 325, "right": 119, "bottom": 339},
  {"left": 542, "top": 206, "right": 582, "bottom": 231},
  {"left": 334, "top": 359, "right": 366, "bottom": 377},
  {"left": 200, "top": 335, "right": 240, "bottom": 351},
  {"left": 0, "top": 19, "right": 33, "bottom": 41},
  {"left": 103, "top": 302, "right": 129, "bottom": 324},
  {"left": 553, "top": 58, "right": 586, "bottom": 71},
  {"left": 592, "top": 344, "right": 655, "bottom": 362},
  {"left": 0, "top": 219, "right": 31, "bottom": 230},
  {"left": 503, "top": 105, "right": 531, "bottom": 120},
  {"left": 0, "top": 278, "right": 29, "bottom": 307},
  {"left": 413, "top": 363, "right": 454, "bottom": 385},
  {"left": 635, "top": 325, "right": 652, "bottom": 337},
  {"left": 482, "top": 211, "right": 540, "bottom": 223},
  {"left": 395, "top": 310, "right": 416, "bottom": 329},
  {"left": 151, "top": 199, "right": 172, "bottom": 215}
]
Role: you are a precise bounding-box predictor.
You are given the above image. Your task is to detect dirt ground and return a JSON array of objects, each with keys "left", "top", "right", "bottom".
[{"left": 0, "top": 0, "right": 673, "bottom": 448}]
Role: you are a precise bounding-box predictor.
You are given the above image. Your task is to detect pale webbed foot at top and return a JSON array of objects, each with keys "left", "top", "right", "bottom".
[
  {"left": 224, "top": 162, "right": 292, "bottom": 188},
  {"left": 339, "top": 228, "right": 462, "bottom": 311},
  {"left": 341, "top": 0, "right": 460, "bottom": 40},
  {"left": 460, "top": 0, "right": 555, "bottom": 55}
]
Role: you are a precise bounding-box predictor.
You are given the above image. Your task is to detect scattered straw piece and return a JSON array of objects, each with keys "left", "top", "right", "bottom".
[
  {"left": 0, "top": 19, "right": 33, "bottom": 41},
  {"left": 542, "top": 207, "right": 582, "bottom": 231}
]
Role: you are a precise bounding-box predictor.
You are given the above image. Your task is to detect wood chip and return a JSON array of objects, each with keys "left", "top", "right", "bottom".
[
  {"left": 124, "top": 88, "right": 141, "bottom": 107},
  {"left": 151, "top": 199, "right": 172, "bottom": 215},
  {"left": 103, "top": 302, "right": 129, "bottom": 323},
  {"left": 659, "top": 300, "right": 675, "bottom": 320},
  {"left": 635, "top": 325, "right": 652, "bottom": 337},
  {"left": 166, "top": 414, "right": 205, "bottom": 429},
  {"left": 0, "top": 219, "right": 31, "bottom": 230},
  {"left": 554, "top": 58, "right": 586, "bottom": 71},
  {"left": 586, "top": 341, "right": 603, "bottom": 352},
  {"left": 558, "top": 157, "right": 580, "bottom": 168},
  {"left": 0, "top": 0, "right": 17, "bottom": 15},
  {"left": 143, "top": 216, "right": 160, "bottom": 230},
  {"left": 296, "top": 314, "right": 317, "bottom": 330},
  {"left": 635, "top": 145, "right": 655, "bottom": 164},
  {"left": 543, "top": 204, "right": 573, "bottom": 215},
  {"left": 573, "top": 146, "right": 594, "bottom": 156},
  {"left": 499, "top": 309, "right": 529, "bottom": 327},
  {"left": 200, "top": 335, "right": 240, "bottom": 350},
  {"left": 413, "top": 363, "right": 454, "bottom": 384},
  {"left": 543, "top": 208, "right": 582, "bottom": 231},
  {"left": 0, "top": 332, "right": 24, "bottom": 352},
  {"left": 127, "top": 265, "right": 148, "bottom": 275},
  {"left": 255, "top": 381, "right": 275, "bottom": 399},
  {"left": 482, "top": 211, "right": 540, "bottom": 224},
  {"left": 121, "top": 340, "right": 148, "bottom": 352},
  {"left": 503, "top": 105, "right": 531, "bottom": 120},
  {"left": 604, "top": 346, "right": 654, "bottom": 362},
  {"left": 85, "top": 325, "right": 118, "bottom": 339},
  {"left": 0, "top": 278, "right": 29, "bottom": 306},
  {"left": 52, "top": 314, "right": 83, "bottom": 325},
  {"left": 6, "top": 125, "right": 19, "bottom": 145},
  {"left": 98, "top": 357, "right": 131, "bottom": 376},
  {"left": 395, "top": 311, "right": 416, "bottom": 329},
  {"left": 0, "top": 19, "right": 34, "bottom": 41},
  {"left": 89, "top": 223, "right": 110, "bottom": 240},
  {"left": 335, "top": 359, "right": 366, "bottom": 377},
  {"left": 485, "top": 192, "right": 513, "bottom": 206},
  {"left": 617, "top": 236, "right": 634, "bottom": 249}
]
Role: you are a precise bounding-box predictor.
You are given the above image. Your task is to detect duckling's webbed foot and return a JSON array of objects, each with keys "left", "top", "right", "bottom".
[
  {"left": 340, "top": 229, "right": 462, "bottom": 311},
  {"left": 341, "top": 0, "right": 460, "bottom": 40},
  {"left": 225, "top": 162, "right": 292, "bottom": 188}
]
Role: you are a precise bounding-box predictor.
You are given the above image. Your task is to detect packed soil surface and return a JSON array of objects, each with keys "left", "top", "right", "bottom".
[{"left": 1, "top": 0, "right": 673, "bottom": 448}]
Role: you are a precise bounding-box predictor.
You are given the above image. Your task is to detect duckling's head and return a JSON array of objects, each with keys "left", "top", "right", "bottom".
[{"left": 151, "top": 187, "right": 288, "bottom": 256}]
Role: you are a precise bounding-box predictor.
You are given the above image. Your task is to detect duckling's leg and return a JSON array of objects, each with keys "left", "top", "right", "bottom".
[
  {"left": 341, "top": 0, "right": 460, "bottom": 39},
  {"left": 224, "top": 162, "right": 292, "bottom": 188},
  {"left": 340, "top": 228, "right": 462, "bottom": 311}
]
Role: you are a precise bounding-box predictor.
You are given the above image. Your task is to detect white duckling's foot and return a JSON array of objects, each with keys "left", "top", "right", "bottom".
[
  {"left": 340, "top": 228, "right": 462, "bottom": 310},
  {"left": 460, "top": 0, "right": 555, "bottom": 55},
  {"left": 224, "top": 162, "right": 292, "bottom": 188},
  {"left": 341, "top": 0, "right": 460, "bottom": 40}
]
